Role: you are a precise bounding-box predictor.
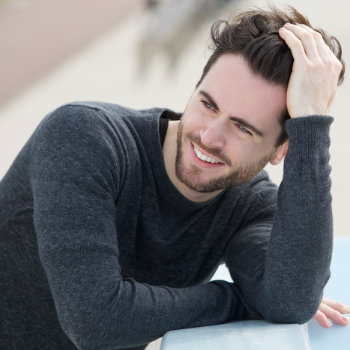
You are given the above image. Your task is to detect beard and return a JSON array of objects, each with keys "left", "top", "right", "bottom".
[{"left": 175, "top": 120, "right": 272, "bottom": 193}]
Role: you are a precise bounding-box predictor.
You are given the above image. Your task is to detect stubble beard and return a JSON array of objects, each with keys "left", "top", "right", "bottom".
[{"left": 175, "top": 120, "right": 272, "bottom": 193}]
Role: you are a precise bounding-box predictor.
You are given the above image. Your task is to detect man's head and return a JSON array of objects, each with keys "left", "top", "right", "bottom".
[
  {"left": 197, "top": 5, "right": 345, "bottom": 145},
  {"left": 174, "top": 5, "right": 344, "bottom": 194},
  {"left": 176, "top": 53, "right": 287, "bottom": 193}
]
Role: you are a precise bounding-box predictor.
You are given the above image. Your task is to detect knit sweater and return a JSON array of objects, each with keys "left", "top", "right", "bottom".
[{"left": 0, "top": 101, "right": 333, "bottom": 349}]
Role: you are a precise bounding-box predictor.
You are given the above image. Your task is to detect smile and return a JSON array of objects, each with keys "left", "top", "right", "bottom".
[
  {"left": 190, "top": 142, "right": 225, "bottom": 169},
  {"left": 193, "top": 145, "right": 221, "bottom": 164}
]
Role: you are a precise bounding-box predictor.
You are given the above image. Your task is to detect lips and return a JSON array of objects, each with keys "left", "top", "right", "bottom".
[{"left": 190, "top": 142, "right": 225, "bottom": 169}]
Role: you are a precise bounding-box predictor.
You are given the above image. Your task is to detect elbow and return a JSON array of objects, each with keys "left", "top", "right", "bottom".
[
  {"left": 62, "top": 323, "right": 125, "bottom": 350},
  {"left": 58, "top": 304, "right": 144, "bottom": 350},
  {"left": 55, "top": 281, "right": 129, "bottom": 349},
  {"left": 265, "top": 309, "right": 316, "bottom": 325},
  {"left": 61, "top": 321, "right": 110, "bottom": 350},
  {"left": 58, "top": 311, "right": 125, "bottom": 350},
  {"left": 263, "top": 298, "right": 320, "bottom": 325}
]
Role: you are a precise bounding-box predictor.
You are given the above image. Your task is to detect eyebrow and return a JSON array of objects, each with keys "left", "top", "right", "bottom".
[{"left": 198, "top": 90, "right": 264, "bottom": 137}]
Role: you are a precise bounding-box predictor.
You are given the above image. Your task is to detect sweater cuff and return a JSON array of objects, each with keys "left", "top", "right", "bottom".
[{"left": 284, "top": 115, "right": 333, "bottom": 171}]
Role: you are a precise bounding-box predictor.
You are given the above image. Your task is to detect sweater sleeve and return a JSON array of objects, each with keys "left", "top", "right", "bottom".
[
  {"left": 31, "top": 104, "right": 247, "bottom": 350},
  {"left": 224, "top": 115, "right": 333, "bottom": 324}
]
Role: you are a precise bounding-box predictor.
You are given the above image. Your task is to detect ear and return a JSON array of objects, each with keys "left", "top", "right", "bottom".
[{"left": 269, "top": 140, "right": 289, "bottom": 165}]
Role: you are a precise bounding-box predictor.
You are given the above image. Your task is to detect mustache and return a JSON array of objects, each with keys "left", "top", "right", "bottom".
[{"left": 189, "top": 135, "right": 232, "bottom": 166}]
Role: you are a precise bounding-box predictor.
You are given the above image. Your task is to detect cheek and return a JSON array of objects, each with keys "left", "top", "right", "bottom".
[
  {"left": 227, "top": 140, "right": 266, "bottom": 164},
  {"left": 181, "top": 114, "right": 203, "bottom": 137},
  {"left": 182, "top": 100, "right": 208, "bottom": 124},
  {"left": 224, "top": 139, "right": 245, "bottom": 161}
]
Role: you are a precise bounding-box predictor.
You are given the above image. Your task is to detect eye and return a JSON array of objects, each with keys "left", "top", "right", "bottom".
[
  {"left": 235, "top": 122, "right": 252, "bottom": 135},
  {"left": 201, "top": 100, "right": 215, "bottom": 111}
]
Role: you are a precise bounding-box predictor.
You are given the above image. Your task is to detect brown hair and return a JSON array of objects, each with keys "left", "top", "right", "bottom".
[{"left": 197, "top": 5, "right": 345, "bottom": 145}]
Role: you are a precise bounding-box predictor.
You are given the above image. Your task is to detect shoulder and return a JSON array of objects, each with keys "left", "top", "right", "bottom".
[
  {"left": 29, "top": 103, "right": 134, "bottom": 196},
  {"left": 248, "top": 170, "right": 277, "bottom": 197},
  {"left": 30, "top": 103, "right": 134, "bottom": 175},
  {"left": 36, "top": 102, "right": 131, "bottom": 135},
  {"left": 223, "top": 170, "right": 278, "bottom": 221},
  {"left": 30, "top": 102, "right": 165, "bottom": 184},
  {"left": 236, "top": 170, "right": 278, "bottom": 203},
  {"left": 32, "top": 102, "right": 163, "bottom": 150},
  {"left": 30, "top": 104, "right": 115, "bottom": 163}
]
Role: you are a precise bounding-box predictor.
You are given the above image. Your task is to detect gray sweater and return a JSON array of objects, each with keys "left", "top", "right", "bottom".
[{"left": 0, "top": 101, "right": 333, "bottom": 349}]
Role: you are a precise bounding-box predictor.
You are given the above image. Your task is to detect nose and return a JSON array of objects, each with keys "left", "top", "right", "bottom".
[{"left": 199, "top": 116, "right": 226, "bottom": 149}]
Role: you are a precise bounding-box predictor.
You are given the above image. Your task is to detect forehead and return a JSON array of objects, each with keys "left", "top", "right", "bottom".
[{"left": 198, "top": 54, "right": 287, "bottom": 128}]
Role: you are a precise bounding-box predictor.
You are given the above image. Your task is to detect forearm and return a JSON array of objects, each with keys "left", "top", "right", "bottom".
[
  {"left": 264, "top": 116, "right": 333, "bottom": 322},
  {"left": 225, "top": 116, "right": 333, "bottom": 324},
  {"left": 34, "top": 180, "right": 246, "bottom": 349},
  {"left": 45, "top": 265, "right": 244, "bottom": 349}
]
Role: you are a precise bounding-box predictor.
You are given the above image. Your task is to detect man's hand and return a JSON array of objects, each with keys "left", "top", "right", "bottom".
[
  {"left": 313, "top": 298, "right": 350, "bottom": 328},
  {"left": 279, "top": 23, "right": 343, "bottom": 118}
]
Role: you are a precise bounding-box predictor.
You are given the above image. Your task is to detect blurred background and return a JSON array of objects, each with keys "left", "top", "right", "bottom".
[{"left": 0, "top": 0, "right": 349, "bottom": 348}]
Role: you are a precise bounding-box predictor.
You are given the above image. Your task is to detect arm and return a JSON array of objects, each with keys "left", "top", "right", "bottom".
[
  {"left": 225, "top": 118, "right": 333, "bottom": 323},
  {"left": 31, "top": 104, "right": 247, "bottom": 350},
  {"left": 225, "top": 24, "right": 343, "bottom": 324}
]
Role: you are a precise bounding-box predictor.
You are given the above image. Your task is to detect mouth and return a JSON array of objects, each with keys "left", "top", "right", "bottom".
[{"left": 190, "top": 142, "right": 225, "bottom": 169}]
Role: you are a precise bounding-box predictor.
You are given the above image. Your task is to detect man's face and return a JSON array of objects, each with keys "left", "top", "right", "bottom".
[{"left": 176, "top": 54, "right": 287, "bottom": 193}]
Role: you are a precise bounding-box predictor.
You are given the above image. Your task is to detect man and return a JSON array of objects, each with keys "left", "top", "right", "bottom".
[{"left": 0, "top": 5, "right": 349, "bottom": 350}]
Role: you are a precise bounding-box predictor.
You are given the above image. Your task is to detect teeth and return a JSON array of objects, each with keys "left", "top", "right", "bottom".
[{"left": 193, "top": 146, "right": 220, "bottom": 164}]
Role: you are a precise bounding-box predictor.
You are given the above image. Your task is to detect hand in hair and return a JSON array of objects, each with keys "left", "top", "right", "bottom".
[{"left": 278, "top": 23, "right": 343, "bottom": 118}]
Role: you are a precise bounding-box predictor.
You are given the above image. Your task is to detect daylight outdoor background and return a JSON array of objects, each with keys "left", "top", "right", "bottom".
[{"left": 1, "top": 0, "right": 349, "bottom": 349}]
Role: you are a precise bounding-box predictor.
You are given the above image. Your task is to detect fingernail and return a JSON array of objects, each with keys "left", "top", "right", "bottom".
[
  {"left": 342, "top": 316, "right": 349, "bottom": 324},
  {"left": 327, "top": 320, "right": 333, "bottom": 327}
]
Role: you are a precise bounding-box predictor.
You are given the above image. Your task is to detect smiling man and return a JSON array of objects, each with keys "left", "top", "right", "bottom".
[
  {"left": 164, "top": 54, "right": 288, "bottom": 201},
  {"left": 0, "top": 5, "right": 349, "bottom": 350}
]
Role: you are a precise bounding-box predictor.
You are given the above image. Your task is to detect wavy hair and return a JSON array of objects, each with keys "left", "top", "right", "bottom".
[{"left": 196, "top": 5, "right": 345, "bottom": 145}]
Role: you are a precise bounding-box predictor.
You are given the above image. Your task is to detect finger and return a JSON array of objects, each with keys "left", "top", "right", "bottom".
[
  {"left": 313, "top": 310, "right": 332, "bottom": 328},
  {"left": 297, "top": 24, "right": 333, "bottom": 60},
  {"left": 319, "top": 302, "right": 349, "bottom": 325},
  {"left": 278, "top": 26, "right": 307, "bottom": 62},
  {"left": 296, "top": 24, "right": 343, "bottom": 79},
  {"left": 322, "top": 298, "right": 350, "bottom": 314},
  {"left": 282, "top": 23, "right": 319, "bottom": 60}
]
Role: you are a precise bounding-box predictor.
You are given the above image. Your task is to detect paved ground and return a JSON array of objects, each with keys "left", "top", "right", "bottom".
[{"left": 0, "top": 0, "right": 349, "bottom": 349}]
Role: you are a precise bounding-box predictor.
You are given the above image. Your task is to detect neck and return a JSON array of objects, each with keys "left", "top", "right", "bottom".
[{"left": 162, "top": 121, "right": 222, "bottom": 203}]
